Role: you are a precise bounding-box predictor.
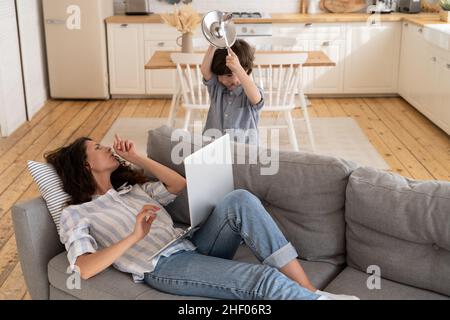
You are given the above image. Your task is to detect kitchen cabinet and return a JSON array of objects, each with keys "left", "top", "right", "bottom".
[
  {"left": 144, "top": 24, "right": 179, "bottom": 95},
  {"left": 274, "top": 22, "right": 401, "bottom": 94},
  {"left": 399, "top": 22, "right": 450, "bottom": 135},
  {"left": 344, "top": 22, "right": 401, "bottom": 94},
  {"left": 433, "top": 57, "right": 450, "bottom": 134},
  {"left": 143, "top": 24, "right": 205, "bottom": 95},
  {"left": 108, "top": 22, "right": 401, "bottom": 96},
  {"left": 108, "top": 23, "right": 205, "bottom": 96},
  {"left": 305, "top": 39, "right": 346, "bottom": 94},
  {"left": 414, "top": 54, "right": 450, "bottom": 135},
  {"left": 145, "top": 40, "right": 178, "bottom": 95},
  {"left": 417, "top": 53, "right": 450, "bottom": 135},
  {"left": 400, "top": 23, "right": 431, "bottom": 111},
  {"left": 274, "top": 23, "right": 345, "bottom": 41},
  {"left": 107, "top": 23, "right": 145, "bottom": 95},
  {"left": 274, "top": 23, "right": 346, "bottom": 94},
  {"left": 416, "top": 42, "right": 438, "bottom": 115}
]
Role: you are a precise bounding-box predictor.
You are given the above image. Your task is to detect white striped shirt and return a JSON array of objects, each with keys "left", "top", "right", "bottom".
[{"left": 59, "top": 181, "right": 196, "bottom": 282}]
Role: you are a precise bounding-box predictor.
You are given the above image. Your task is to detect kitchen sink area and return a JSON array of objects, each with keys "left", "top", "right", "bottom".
[{"left": 423, "top": 24, "right": 450, "bottom": 51}]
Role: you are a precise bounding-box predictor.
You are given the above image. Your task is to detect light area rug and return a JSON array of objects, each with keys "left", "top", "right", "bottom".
[{"left": 101, "top": 117, "right": 389, "bottom": 170}]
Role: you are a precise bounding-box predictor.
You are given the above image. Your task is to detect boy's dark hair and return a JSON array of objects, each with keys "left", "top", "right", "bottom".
[{"left": 211, "top": 39, "right": 255, "bottom": 76}]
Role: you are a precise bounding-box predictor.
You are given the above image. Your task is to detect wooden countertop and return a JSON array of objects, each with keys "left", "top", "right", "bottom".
[
  {"left": 106, "top": 12, "right": 448, "bottom": 26},
  {"left": 145, "top": 50, "right": 336, "bottom": 70},
  {"left": 402, "top": 14, "right": 448, "bottom": 26}
]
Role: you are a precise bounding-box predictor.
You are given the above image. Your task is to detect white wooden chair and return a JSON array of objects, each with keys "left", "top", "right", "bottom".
[
  {"left": 170, "top": 53, "right": 210, "bottom": 131},
  {"left": 253, "top": 53, "right": 315, "bottom": 152},
  {"left": 167, "top": 38, "right": 211, "bottom": 128},
  {"left": 246, "top": 37, "right": 315, "bottom": 152}
]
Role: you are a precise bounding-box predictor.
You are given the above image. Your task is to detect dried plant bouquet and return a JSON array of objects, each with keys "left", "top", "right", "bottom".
[{"left": 160, "top": 4, "right": 201, "bottom": 34}]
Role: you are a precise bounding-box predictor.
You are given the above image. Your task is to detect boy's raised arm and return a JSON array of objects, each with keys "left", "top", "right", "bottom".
[
  {"left": 226, "top": 49, "right": 262, "bottom": 106},
  {"left": 201, "top": 45, "right": 216, "bottom": 81}
]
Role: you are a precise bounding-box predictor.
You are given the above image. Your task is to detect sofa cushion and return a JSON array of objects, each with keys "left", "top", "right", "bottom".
[
  {"left": 345, "top": 167, "right": 450, "bottom": 296},
  {"left": 49, "top": 244, "right": 342, "bottom": 300},
  {"left": 148, "top": 126, "right": 359, "bottom": 266},
  {"left": 48, "top": 252, "right": 205, "bottom": 300},
  {"left": 324, "top": 267, "right": 449, "bottom": 300},
  {"left": 49, "top": 285, "right": 79, "bottom": 300}
]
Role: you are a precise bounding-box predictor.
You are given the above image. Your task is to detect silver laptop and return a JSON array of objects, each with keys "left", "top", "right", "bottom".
[{"left": 147, "top": 134, "right": 234, "bottom": 261}]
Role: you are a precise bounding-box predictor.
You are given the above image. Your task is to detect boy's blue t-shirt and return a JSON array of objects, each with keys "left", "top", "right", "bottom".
[{"left": 202, "top": 74, "right": 264, "bottom": 142}]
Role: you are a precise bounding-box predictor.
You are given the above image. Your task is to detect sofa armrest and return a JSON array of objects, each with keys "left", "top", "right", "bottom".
[{"left": 12, "top": 197, "right": 64, "bottom": 300}]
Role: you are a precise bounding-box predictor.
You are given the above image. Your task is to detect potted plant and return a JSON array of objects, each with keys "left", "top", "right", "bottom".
[{"left": 440, "top": 0, "right": 450, "bottom": 22}]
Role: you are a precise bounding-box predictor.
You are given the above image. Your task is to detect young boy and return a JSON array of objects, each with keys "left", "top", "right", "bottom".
[{"left": 200, "top": 39, "right": 264, "bottom": 144}]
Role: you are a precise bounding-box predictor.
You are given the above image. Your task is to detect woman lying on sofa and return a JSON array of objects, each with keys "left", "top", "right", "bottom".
[{"left": 45, "top": 135, "right": 358, "bottom": 300}]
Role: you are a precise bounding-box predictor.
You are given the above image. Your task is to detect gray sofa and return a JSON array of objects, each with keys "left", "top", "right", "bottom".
[{"left": 12, "top": 126, "right": 450, "bottom": 300}]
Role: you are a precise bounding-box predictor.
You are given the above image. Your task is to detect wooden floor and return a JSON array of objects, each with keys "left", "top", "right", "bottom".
[{"left": 0, "top": 97, "right": 449, "bottom": 300}]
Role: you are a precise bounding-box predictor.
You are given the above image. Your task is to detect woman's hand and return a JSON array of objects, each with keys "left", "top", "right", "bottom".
[
  {"left": 226, "top": 48, "right": 245, "bottom": 75},
  {"left": 132, "top": 204, "right": 160, "bottom": 242},
  {"left": 113, "top": 133, "right": 139, "bottom": 163}
]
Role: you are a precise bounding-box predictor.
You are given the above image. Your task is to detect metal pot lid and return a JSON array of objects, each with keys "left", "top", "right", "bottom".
[{"left": 201, "top": 11, "right": 236, "bottom": 49}]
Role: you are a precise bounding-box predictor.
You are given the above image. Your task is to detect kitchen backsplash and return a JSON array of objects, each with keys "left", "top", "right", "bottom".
[{"left": 114, "top": 0, "right": 300, "bottom": 14}]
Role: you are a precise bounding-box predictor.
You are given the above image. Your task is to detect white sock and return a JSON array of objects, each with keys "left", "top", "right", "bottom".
[{"left": 315, "top": 290, "right": 360, "bottom": 300}]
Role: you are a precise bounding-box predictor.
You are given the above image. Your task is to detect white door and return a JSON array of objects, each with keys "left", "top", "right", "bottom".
[
  {"left": 108, "top": 23, "right": 145, "bottom": 95},
  {"left": 145, "top": 40, "right": 178, "bottom": 95},
  {"left": 305, "top": 39, "right": 345, "bottom": 94},
  {"left": 344, "top": 22, "right": 401, "bottom": 93},
  {"left": 0, "top": 0, "right": 27, "bottom": 136}
]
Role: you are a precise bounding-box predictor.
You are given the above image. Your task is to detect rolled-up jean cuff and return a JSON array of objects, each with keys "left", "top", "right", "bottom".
[{"left": 263, "top": 242, "right": 298, "bottom": 269}]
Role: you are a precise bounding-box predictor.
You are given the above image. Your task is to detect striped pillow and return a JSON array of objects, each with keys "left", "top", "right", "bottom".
[{"left": 27, "top": 160, "right": 71, "bottom": 233}]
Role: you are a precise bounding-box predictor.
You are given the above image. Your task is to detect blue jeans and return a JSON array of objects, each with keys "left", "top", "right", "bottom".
[{"left": 144, "top": 189, "right": 320, "bottom": 300}]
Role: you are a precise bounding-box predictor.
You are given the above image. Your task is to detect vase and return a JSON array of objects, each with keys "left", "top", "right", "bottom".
[{"left": 177, "top": 32, "right": 194, "bottom": 53}]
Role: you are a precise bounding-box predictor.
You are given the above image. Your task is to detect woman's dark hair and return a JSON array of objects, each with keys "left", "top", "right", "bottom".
[
  {"left": 45, "top": 137, "right": 150, "bottom": 206},
  {"left": 211, "top": 39, "right": 255, "bottom": 76}
]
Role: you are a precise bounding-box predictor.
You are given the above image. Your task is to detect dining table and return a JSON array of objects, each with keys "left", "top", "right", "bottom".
[{"left": 145, "top": 50, "right": 336, "bottom": 126}]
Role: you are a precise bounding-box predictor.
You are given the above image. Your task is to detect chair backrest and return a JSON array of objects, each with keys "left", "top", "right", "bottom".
[
  {"left": 245, "top": 36, "right": 297, "bottom": 51},
  {"left": 252, "top": 53, "right": 308, "bottom": 109},
  {"left": 170, "top": 53, "right": 210, "bottom": 107}
]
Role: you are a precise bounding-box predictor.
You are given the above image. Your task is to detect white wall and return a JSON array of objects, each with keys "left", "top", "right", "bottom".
[
  {"left": 0, "top": 0, "right": 27, "bottom": 137},
  {"left": 114, "top": 0, "right": 301, "bottom": 14},
  {"left": 16, "top": 0, "right": 49, "bottom": 119}
]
